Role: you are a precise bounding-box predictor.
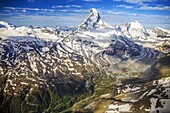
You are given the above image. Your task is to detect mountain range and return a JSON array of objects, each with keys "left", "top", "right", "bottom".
[{"left": 0, "top": 8, "right": 170, "bottom": 113}]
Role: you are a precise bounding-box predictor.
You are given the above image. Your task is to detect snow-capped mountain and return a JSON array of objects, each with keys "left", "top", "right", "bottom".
[
  {"left": 115, "top": 20, "right": 149, "bottom": 40},
  {"left": 0, "top": 8, "right": 170, "bottom": 113},
  {"left": 114, "top": 20, "right": 170, "bottom": 53},
  {"left": 0, "top": 21, "right": 15, "bottom": 29},
  {"left": 151, "top": 27, "right": 170, "bottom": 38},
  {"left": 77, "top": 8, "right": 112, "bottom": 31}
]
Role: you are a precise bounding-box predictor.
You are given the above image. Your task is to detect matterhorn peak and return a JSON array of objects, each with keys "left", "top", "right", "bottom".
[
  {"left": 88, "top": 8, "right": 101, "bottom": 25},
  {"left": 90, "top": 8, "right": 99, "bottom": 15},
  {"left": 77, "top": 8, "right": 112, "bottom": 31}
]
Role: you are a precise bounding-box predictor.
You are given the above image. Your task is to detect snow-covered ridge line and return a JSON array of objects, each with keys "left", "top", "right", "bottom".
[
  {"left": 0, "top": 21, "right": 15, "bottom": 29},
  {"left": 0, "top": 9, "right": 169, "bottom": 72}
]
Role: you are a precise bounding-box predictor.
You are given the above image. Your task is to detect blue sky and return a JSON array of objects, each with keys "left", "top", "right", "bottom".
[{"left": 0, "top": 0, "right": 170, "bottom": 29}]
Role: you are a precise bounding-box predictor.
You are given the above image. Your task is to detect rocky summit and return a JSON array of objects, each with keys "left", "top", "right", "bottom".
[{"left": 0, "top": 8, "right": 170, "bottom": 113}]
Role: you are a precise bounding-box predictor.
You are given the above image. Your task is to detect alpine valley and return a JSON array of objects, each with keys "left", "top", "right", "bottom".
[{"left": 0, "top": 8, "right": 170, "bottom": 113}]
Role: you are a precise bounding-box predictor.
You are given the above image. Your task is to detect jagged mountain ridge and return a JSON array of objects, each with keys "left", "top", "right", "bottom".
[
  {"left": 0, "top": 8, "right": 170, "bottom": 113},
  {"left": 151, "top": 27, "right": 170, "bottom": 38},
  {"left": 115, "top": 20, "right": 149, "bottom": 40}
]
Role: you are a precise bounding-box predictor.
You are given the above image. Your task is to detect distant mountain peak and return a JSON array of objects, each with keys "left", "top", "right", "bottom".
[
  {"left": 151, "top": 26, "right": 170, "bottom": 38},
  {"left": 129, "top": 20, "right": 145, "bottom": 30},
  {"left": 115, "top": 20, "right": 149, "bottom": 40},
  {"left": 90, "top": 8, "right": 99, "bottom": 16},
  {"left": 0, "top": 21, "right": 15, "bottom": 29},
  {"left": 153, "top": 27, "right": 170, "bottom": 33},
  {"left": 77, "top": 8, "right": 112, "bottom": 31}
]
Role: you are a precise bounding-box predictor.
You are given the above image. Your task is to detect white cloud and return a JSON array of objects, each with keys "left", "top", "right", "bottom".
[
  {"left": 70, "top": 5, "right": 82, "bottom": 8},
  {"left": 8, "top": 14, "right": 87, "bottom": 26},
  {"left": 58, "top": 9, "right": 88, "bottom": 12},
  {"left": 22, "top": 9, "right": 26, "bottom": 13},
  {"left": 98, "top": 9, "right": 127, "bottom": 15},
  {"left": 116, "top": 5, "right": 134, "bottom": 8},
  {"left": 139, "top": 5, "right": 170, "bottom": 11},
  {"left": 113, "top": 0, "right": 156, "bottom": 4},
  {"left": 4, "top": 7, "right": 16, "bottom": 10},
  {"left": 52, "top": 5, "right": 82, "bottom": 8},
  {"left": 3, "top": 7, "right": 88, "bottom": 15},
  {"left": 106, "top": 11, "right": 127, "bottom": 14},
  {"left": 111, "top": 11, "right": 127, "bottom": 14},
  {"left": 83, "top": 0, "right": 101, "bottom": 2},
  {"left": 52, "top": 6, "right": 63, "bottom": 8},
  {"left": 4, "top": 7, "right": 54, "bottom": 12},
  {"left": 125, "top": 0, "right": 155, "bottom": 4}
]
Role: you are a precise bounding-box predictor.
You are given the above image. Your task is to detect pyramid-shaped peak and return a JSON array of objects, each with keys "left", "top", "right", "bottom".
[
  {"left": 77, "top": 8, "right": 112, "bottom": 31},
  {"left": 90, "top": 8, "right": 99, "bottom": 15},
  {"left": 90, "top": 8, "right": 98, "bottom": 13},
  {"left": 88, "top": 8, "right": 101, "bottom": 25}
]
